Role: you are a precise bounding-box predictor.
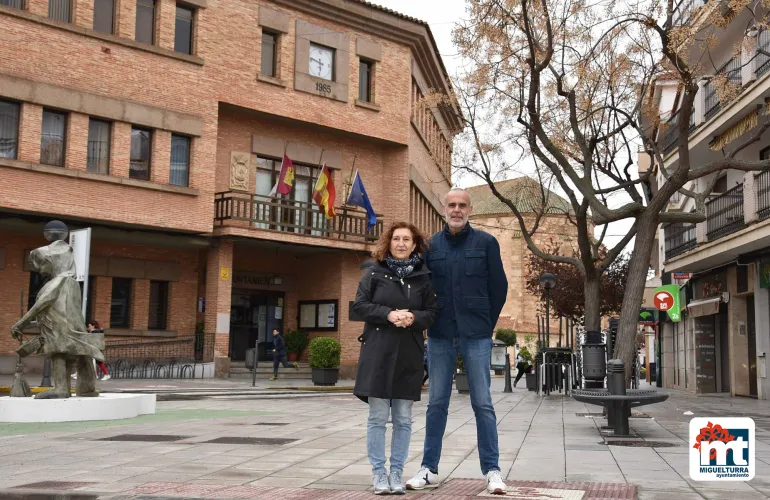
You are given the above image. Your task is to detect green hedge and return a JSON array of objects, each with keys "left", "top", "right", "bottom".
[
  {"left": 309, "top": 337, "right": 341, "bottom": 368},
  {"left": 495, "top": 328, "right": 517, "bottom": 347},
  {"left": 285, "top": 330, "right": 309, "bottom": 353}
]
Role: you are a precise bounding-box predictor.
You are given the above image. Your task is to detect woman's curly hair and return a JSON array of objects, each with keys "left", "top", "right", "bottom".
[{"left": 370, "top": 222, "right": 428, "bottom": 262}]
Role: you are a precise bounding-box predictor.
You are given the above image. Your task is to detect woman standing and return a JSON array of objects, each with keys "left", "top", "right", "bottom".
[{"left": 353, "top": 222, "right": 438, "bottom": 495}]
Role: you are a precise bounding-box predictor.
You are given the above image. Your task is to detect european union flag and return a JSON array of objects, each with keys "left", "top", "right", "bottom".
[{"left": 347, "top": 171, "right": 377, "bottom": 231}]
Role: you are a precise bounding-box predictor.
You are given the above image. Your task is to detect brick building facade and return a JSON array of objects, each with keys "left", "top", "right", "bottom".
[{"left": 0, "top": 0, "right": 459, "bottom": 377}]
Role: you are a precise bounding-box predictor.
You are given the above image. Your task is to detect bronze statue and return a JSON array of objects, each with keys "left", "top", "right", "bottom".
[{"left": 11, "top": 221, "right": 104, "bottom": 399}]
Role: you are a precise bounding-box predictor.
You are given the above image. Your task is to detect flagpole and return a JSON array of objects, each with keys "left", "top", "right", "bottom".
[{"left": 338, "top": 154, "right": 357, "bottom": 239}]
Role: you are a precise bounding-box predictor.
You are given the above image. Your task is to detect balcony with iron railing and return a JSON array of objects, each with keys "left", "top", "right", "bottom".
[
  {"left": 664, "top": 223, "right": 697, "bottom": 259},
  {"left": 214, "top": 192, "right": 384, "bottom": 243},
  {"left": 704, "top": 57, "right": 742, "bottom": 121},
  {"left": 706, "top": 183, "right": 745, "bottom": 241},
  {"left": 757, "top": 170, "right": 770, "bottom": 221},
  {"left": 672, "top": 0, "right": 708, "bottom": 26},
  {"left": 661, "top": 108, "right": 696, "bottom": 154}
]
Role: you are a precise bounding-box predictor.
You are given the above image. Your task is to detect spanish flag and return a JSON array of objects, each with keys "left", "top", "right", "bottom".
[
  {"left": 312, "top": 163, "right": 336, "bottom": 219},
  {"left": 269, "top": 154, "right": 295, "bottom": 196}
]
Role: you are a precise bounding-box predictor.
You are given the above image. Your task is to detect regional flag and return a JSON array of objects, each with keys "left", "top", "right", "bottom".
[
  {"left": 269, "top": 154, "right": 295, "bottom": 196},
  {"left": 312, "top": 163, "right": 336, "bottom": 219},
  {"left": 346, "top": 170, "right": 377, "bottom": 231}
]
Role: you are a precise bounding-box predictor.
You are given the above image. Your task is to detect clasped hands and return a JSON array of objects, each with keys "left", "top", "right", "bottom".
[{"left": 387, "top": 309, "right": 415, "bottom": 328}]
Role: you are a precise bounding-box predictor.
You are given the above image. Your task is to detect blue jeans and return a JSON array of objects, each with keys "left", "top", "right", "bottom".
[
  {"left": 422, "top": 336, "right": 500, "bottom": 475},
  {"left": 367, "top": 398, "right": 413, "bottom": 475}
]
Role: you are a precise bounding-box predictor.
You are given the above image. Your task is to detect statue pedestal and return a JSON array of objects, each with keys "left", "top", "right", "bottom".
[{"left": 0, "top": 393, "right": 156, "bottom": 422}]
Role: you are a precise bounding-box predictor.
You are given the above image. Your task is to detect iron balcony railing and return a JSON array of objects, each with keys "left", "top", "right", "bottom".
[
  {"left": 706, "top": 183, "right": 745, "bottom": 241},
  {"left": 214, "top": 191, "right": 384, "bottom": 242},
  {"left": 757, "top": 171, "right": 770, "bottom": 221},
  {"left": 705, "top": 57, "right": 742, "bottom": 121},
  {"left": 758, "top": 30, "right": 770, "bottom": 78},
  {"left": 664, "top": 223, "right": 697, "bottom": 260},
  {"left": 673, "top": 0, "right": 704, "bottom": 25},
  {"left": 661, "top": 107, "right": 696, "bottom": 154}
]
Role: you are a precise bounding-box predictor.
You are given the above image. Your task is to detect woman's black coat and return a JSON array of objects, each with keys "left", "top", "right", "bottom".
[{"left": 352, "top": 260, "right": 439, "bottom": 403}]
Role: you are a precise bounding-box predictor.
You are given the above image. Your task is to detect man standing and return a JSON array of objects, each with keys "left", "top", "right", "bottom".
[{"left": 406, "top": 188, "right": 509, "bottom": 495}]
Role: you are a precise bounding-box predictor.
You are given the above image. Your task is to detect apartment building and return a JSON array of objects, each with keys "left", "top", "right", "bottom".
[
  {"left": 0, "top": 0, "right": 460, "bottom": 378},
  {"left": 643, "top": 0, "right": 770, "bottom": 399}
]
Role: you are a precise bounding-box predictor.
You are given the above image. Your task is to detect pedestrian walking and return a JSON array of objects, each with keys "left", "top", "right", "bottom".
[
  {"left": 353, "top": 221, "right": 438, "bottom": 495},
  {"left": 269, "top": 329, "right": 299, "bottom": 381},
  {"left": 513, "top": 351, "right": 531, "bottom": 388},
  {"left": 406, "top": 188, "right": 509, "bottom": 495}
]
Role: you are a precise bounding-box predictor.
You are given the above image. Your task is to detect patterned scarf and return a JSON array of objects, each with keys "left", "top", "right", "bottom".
[{"left": 385, "top": 253, "right": 420, "bottom": 279}]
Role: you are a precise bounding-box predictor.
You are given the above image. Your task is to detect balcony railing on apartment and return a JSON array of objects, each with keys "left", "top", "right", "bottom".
[
  {"left": 664, "top": 223, "right": 697, "bottom": 259},
  {"left": 757, "top": 30, "right": 770, "bottom": 78},
  {"left": 214, "top": 191, "right": 384, "bottom": 242},
  {"left": 705, "top": 57, "right": 742, "bottom": 121},
  {"left": 757, "top": 171, "right": 770, "bottom": 221},
  {"left": 673, "top": 0, "right": 705, "bottom": 25},
  {"left": 706, "top": 184, "right": 745, "bottom": 240},
  {"left": 661, "top": 108, "right": 696, "bottom": 154}
]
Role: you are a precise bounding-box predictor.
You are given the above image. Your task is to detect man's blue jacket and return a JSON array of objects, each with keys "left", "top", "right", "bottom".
[{"left": 425, "top": 223, "right": 508, "bottom": 340}]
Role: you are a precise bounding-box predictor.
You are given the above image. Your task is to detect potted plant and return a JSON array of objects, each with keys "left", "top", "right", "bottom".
[
  {"left": 309, "top": 336, "right": 341, "bottom": 386},
  {"left": 285, "top": 329, "right": 308, "bottom": 362},
  {"left": 455, "top": 354, "right": 469, "bottom": 393},
  {"left": 519, "top": 346, "right": 537, "bottom": 391}
]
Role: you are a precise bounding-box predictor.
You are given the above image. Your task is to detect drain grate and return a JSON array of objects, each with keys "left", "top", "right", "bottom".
[
  {"left": 15, "top": 481, "right": 96, "bottom": 490},
  {"left": 605, "top": 440, "right": 679, "bottom": 448},
  {"left": 203, "top": 437, "right": 297, "bottom": 445},
  {"left": 98, "top": 434, "right": 190, "bottom": 442}
]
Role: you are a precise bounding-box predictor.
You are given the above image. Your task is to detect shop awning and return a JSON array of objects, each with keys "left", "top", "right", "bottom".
[{"left": 686, "top": 296, "right": 723, "bottom": 318}]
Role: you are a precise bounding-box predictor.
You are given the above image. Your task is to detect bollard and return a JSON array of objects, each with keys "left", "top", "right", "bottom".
[
  {"left": 504, "top": 352, "right": 512, "bottom": 393},
  {"left": 607, "top": 359, "right": 628, "bottom": 436},
  {"left": 40, "top": 358, "right": 52, "bottom": 387}
]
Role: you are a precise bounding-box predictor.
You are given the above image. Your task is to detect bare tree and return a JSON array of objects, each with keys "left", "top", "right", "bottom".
[{"left": 424, "top": 0, "right": 770, "bottom": 380}]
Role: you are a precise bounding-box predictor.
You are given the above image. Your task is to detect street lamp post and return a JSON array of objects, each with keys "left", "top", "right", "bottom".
[{"left": 539, "top": 273, "right": 557, "bottom": 347}]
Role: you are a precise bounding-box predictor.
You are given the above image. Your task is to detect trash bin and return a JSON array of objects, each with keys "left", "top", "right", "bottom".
[
  {"left": 245, "top": 348, "right": 257, "bottom": 370},
  {"left": 581, "top": 330, "right": 606, "bottom": 383}
]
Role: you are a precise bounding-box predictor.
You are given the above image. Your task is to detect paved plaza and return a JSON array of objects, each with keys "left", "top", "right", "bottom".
[{"left": 0, "top": 379, "right": 768, "bottom": 500}]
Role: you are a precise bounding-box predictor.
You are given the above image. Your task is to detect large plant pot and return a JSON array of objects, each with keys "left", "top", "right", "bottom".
[
  {"left": 311, "top": 367, "right": 339, "bottom": 386},
  {"left": 287, "top": 352, "right": 298, "bottom": 362},
  {"left": 525, "top": 373, "right": 537, "bottom": 391},
  {"left": 455, "top": 373, "right": 470, "bottom": 393}
]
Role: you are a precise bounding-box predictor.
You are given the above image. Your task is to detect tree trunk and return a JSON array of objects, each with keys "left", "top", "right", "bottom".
[
  {"left": 583, "top": 276, "right": 601, "bottom": 332},
  {"left": 614, "top": 214, "right": 659, "bottom": 385}
]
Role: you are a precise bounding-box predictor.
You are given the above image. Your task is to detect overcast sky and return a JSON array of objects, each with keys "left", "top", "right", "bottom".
[{"left": 376, "top": 0, "right": 637, "bottom": 251}]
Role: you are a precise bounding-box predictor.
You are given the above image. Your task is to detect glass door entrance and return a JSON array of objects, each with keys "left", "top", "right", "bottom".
[{"left": 229, "top": 290, "right": 284, "bottom": 362}]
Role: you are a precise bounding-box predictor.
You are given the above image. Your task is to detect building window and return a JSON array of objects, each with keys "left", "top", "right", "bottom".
[
  {"left": 148, "top": 280, "right": 169, "bottom": 330},
  {"left": 261, "top": 31, "right": 278, "bottom": 77},
  {"left": 0, "top": 0, "right": 23, "bottom": 10},
  {"left": 40, "top": 109, "right": 66, "bottom": 167},
  {"left": 110, "top": 278, "right": 132, "bottom": 328},
  {"left": 130, "top": 127, "right": 151, "bottom": 180},
  {"left": 309, "top": 43, "right": 334, "bottom": 81},
  {"left": 298, "top": 300, "right": 338, "bottom": 331},
  {"left": 0, "top": 100, "right": 19, "bottom": 159},
  {"left": 49, "top": 0, "right": 71, "bottom": 22},
  {"left": 170, "top": 134, "right": 190, "bottom": 186},
  {"left": 87, "top": 119, "right": 110, "bottom": 174},
  {"left": 28, "top": 271, "right": 48, "bottom": 311},
  {"left": 174, "top": 5, "right": 193, "bottom": 54},
  {"left": 93, "top": 0, "right": 114, "bottom": 34},
  {"left": 255, "top": 156, "right": 328, "bottom": 235},
  {"left": 135, "top": 0, "right": 155, "bottom": 45},
  {"left": 359, "top": 59, "right": 372, "bottom": 102}
]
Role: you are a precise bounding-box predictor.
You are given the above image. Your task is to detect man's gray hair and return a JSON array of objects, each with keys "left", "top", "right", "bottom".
[{"left": 443, "top": 187, "right": 472, "bottom": 206}]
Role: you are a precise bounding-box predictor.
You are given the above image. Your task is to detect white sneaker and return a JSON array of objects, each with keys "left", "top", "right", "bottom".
[
  {"left": 405, "top": 466, "right": 440, "bottom": 490},
  {"left": 102, "top": 374, "right": 111, "bottom": 381},
  {"left": 485, "top": 470, "right": 507, "bottom": 495}
]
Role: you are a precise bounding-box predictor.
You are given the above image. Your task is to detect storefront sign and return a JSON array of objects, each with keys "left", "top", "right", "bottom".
[
  {"left": 232, "top": 271, "right": 288, "bottom": 289},
  {"left": 653, "top": 285, "right": 681, "bottom": 322},
  {"left": 673, "top": 272, "right": 692, "bottom": 281}
]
